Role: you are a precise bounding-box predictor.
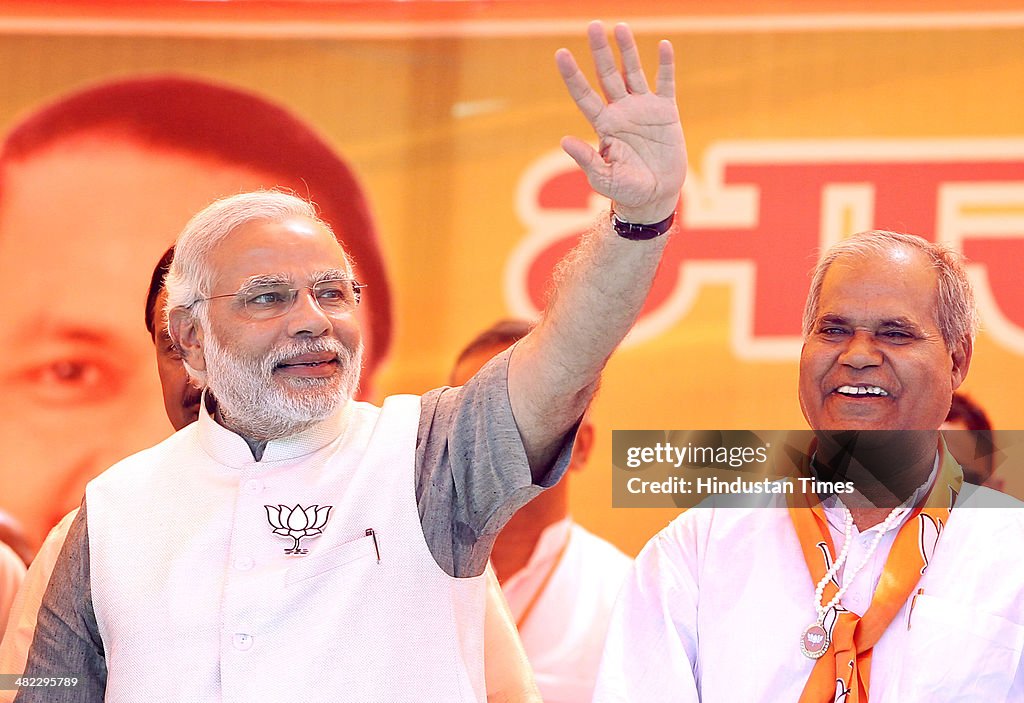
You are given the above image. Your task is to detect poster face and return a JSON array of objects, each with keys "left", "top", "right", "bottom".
[{"left": 0, "top": 5, "right": 1022, "bottom": 554}]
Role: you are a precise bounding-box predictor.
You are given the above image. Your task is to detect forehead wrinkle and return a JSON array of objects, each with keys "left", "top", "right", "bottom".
[{"left": 827, "top": 249, "right": 943, "bottom": 317}]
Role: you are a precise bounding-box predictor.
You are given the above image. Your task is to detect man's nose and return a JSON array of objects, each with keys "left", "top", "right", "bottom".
[
  {"left": 285, "top": 288, "right": 332, "bottom": 337},
  {"left": 838, "top": 330, "right": 883, "bottom": 369}
]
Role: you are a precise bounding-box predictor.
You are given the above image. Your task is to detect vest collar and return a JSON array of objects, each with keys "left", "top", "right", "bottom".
[{"left": 196, "top": 389, "right": 352, "bottom": 467}]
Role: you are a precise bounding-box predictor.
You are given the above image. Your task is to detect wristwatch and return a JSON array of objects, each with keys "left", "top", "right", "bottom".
[{"left": 610, "top": 210, "right": 676, "bottom": 241}]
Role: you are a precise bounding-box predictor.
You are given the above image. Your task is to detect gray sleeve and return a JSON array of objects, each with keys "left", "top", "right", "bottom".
[
  {"left": 15, "top": 501, "right": 105, "bottom": 703},
  {"left": 415, "top": 346, "right": 576, "bottom": 578}
]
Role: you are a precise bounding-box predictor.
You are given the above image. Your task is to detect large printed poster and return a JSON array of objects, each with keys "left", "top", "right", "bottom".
[{"left": 0, "top": 5, "right": 1022, "bottom": 554}]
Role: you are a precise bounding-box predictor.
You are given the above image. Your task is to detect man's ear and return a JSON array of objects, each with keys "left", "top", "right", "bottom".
[
  {"left": 168, "top": 307, "right": 207, "bottom": 372},
  {"left": 568, "top": 419, "right": 595, "bottom": 473},
  {"left": 950, "top": 336, "right": 973, "bottom": 392}
]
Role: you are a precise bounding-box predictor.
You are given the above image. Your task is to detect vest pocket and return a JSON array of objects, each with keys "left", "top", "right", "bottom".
[{"left": 285, "top": 532, "right": 378, "bottom": 585}]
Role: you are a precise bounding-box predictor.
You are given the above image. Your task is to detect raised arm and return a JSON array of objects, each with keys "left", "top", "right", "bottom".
[{"left": 509, "top": 21, "right": 686, "bottom": 477}]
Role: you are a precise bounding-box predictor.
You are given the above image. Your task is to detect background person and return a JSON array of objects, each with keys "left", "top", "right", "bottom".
[
  {"left": 942, "top": 391, "right": 1004, "bottom": 491},
  {"left": 0, "top": 515, "right": 31, "bottom": 569},
  {"left": 145, "top": 246, "right": 204, "bottom": 430},
  {"left": 451, "top": 319, "right": 631, "bottom": 703},
  {"left": 0, "top": 75, "right": 393, "bottom": 549},
  {"left": 0, "top": 544, "right": 24, "bottom": 636}
]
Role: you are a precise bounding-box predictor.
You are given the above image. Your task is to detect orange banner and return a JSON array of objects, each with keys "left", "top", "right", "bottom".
[{"left": 0, "top": 4, "right": 1022, "bottom": 553}]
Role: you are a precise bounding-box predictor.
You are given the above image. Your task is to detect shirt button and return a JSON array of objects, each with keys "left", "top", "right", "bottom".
[
  {"left": 233, "top": 633, "right": 253, "bottom": 651},
  {"left": 234, "top": 556, "right": 254, "bottom": 571},
  {"left": 242, "top": 479, "right": 263, "bottom": 494}
]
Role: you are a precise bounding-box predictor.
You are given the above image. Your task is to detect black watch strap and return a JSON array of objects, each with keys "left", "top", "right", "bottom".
[{"left": 610, "top": 210, "right": 676, "bottom": 241}]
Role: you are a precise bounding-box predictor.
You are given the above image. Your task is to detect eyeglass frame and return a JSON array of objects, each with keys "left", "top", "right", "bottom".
[{"left": 188, "top": 276, "right": 367, "bottom": 320}]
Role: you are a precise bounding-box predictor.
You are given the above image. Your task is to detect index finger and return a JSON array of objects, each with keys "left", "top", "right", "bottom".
[{"left": 555, "top": 47, "right": 606, "bottom": 124}]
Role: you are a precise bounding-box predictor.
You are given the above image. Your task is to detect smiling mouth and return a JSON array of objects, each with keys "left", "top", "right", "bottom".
[
  {"left": 273, "top": 351, "right": 342, "bottom": 378},
  {"left": 834, "top": 384, "right": 890, "bottom": 397},
  {"left": 276, "top": 351, "right": 339, "bottom": 370},
  {"left": 277, "top": 360, "right": 336, "bottom": 368}
]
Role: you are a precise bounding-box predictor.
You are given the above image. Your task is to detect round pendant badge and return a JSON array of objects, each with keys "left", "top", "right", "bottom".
[{"left": 800, "top": 623, "right": 830, "bottom": 659}]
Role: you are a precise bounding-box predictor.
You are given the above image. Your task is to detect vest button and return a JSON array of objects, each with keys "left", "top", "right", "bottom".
[
  {"left": 233, "top": 633, "right": 254, "bottom": 651},
  {"left": 234, "top": 556, "right": 254, "bottom": 571},
  {"left": 243, "top": 479, "right": 263, "bottom": 494}
]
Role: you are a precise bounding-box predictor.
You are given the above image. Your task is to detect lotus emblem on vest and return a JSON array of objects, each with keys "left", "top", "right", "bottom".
[
  {"left": 265, "top": 503, "right": 333, "bottom": 555},
  {"left": 806, "top": 632, "right": 824, "bottom": 645}
]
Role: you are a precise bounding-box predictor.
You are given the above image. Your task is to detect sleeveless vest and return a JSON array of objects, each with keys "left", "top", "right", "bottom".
[{"left": 87, "top": 395, "right": 485, "bottom": 702}]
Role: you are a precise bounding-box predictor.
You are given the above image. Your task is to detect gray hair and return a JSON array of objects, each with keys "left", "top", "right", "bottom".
[
  {"left": 164, "top": 190, "right": 344, "bottom": 384},
  {"left": 801, "top": 230, "right": 978, "bottom": 350}
]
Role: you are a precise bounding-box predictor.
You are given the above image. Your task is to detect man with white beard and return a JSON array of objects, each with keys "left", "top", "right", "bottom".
[
  {"left": 1, "top": 248, "right": 539, "bottom": 703},
  {"left": 14, "top": 21, "right": 685, "bottom": 702}
]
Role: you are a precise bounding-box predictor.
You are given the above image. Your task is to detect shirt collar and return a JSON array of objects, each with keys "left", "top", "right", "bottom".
[{"left": 196, "top": 389, "right": 352, "bottom": 468}]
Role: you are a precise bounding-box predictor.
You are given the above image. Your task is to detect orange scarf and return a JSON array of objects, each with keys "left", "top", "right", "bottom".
[{"left": 789, "top": 446, "right": 963, "bottom": 703}]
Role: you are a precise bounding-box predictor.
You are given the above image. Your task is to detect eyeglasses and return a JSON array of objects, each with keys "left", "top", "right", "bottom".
[{"left": 194, "top": 278, "right": 366, "bottom": 320}]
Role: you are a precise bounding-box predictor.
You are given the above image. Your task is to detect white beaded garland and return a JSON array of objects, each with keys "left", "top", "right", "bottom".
[
  {"left": 801, "top": 496, "right": 917, "bottom": 658},
  {"left": 812, "top": 499, "right": 912, "bottom": 621}
]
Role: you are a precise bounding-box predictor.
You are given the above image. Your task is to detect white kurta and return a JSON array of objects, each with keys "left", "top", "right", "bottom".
[
  {"left": 0, "top": 509, "right": 76, "bottom": 695},
  {"left": 0, "top": 541, "right": 24, "bottom": 637},
  {"left": 503, "top": 519, "right": 632, "bottom": 703},
  {"left": 594, "top": 485, "right": 1024, "bottom": 702}
]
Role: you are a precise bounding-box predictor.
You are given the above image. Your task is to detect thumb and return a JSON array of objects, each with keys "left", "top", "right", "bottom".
[{"left": 560, "top": 136, "right": 606, "bottom": 178}]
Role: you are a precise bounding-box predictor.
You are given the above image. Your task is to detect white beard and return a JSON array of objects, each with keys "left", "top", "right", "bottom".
[{"left": 203, "top": 333, "right": 362, "bottom": 441}]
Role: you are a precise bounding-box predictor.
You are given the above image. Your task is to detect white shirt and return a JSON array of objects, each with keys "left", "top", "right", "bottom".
[
  {"left": 594, "top": 484, "right": 1024, "bottom": 702},
  {"left": 0, "top": 510, "right": 75, "bottom": 694},
  {"left": 503, "top": 519, "right": 632, "bottom": 703},
  {"left": 0, "top": 541, "right": 25, "bottom": 636}
]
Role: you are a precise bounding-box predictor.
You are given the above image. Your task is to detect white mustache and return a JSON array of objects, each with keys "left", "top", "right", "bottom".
[{"left": 264, "top": 338, "right": 354, "bottom": 370}]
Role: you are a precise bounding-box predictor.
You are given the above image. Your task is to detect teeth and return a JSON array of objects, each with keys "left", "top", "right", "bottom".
[{"left": 836, "top": 385, "right": 888, "bottom": 397}]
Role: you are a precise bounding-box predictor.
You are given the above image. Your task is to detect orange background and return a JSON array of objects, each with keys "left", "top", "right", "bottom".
[{"left": 1, "top": 1, "right": 1023, "bottom": 555}]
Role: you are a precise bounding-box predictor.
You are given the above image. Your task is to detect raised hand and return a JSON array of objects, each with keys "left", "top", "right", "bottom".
[{"left": 556, "top": 21, "right": 686, "bottom": 225}]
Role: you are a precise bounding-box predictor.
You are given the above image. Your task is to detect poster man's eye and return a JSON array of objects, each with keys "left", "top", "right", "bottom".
[{"left": 13, "top": 356, "right": 117, "bottom": 406}]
